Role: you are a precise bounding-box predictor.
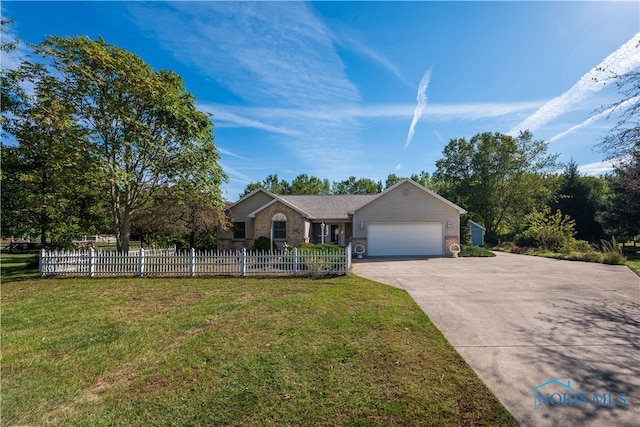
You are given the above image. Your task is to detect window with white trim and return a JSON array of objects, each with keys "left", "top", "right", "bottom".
[{"left": 272, "top": 213, "right": 287, "bottom": 240}]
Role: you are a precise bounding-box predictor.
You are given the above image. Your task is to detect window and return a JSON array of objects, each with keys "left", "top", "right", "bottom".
[
  {"left": 273, "top": 221, "right": 286, "bottom": 239},
  {"left": 233, "top": 222, "right": 246, "bottom": 239}
]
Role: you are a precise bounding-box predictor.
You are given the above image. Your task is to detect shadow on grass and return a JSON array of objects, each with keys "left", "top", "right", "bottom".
[{"left": 1, "top": 251, "right": 39, "bottom": 281}]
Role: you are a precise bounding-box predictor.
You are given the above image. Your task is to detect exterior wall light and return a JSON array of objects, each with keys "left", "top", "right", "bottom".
[
  {"left": 359, "top": 222, "right": 365, "bottom": 230},
  {"left": 447, "top": 220, "right": 452, "bottom": 229}
]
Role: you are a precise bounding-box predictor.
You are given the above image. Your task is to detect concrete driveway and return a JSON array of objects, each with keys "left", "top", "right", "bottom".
[{"left": 352, "top": 252, "right": 640, "bottom": 427}]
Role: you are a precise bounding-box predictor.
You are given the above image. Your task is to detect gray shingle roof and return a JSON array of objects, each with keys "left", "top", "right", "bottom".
[{"left": 279, "top": 194, "right": 378, "bottom": 220}]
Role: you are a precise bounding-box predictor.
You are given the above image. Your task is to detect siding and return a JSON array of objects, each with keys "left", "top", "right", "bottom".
[
  {"left": 222, "top": 191, "right": 275, "bottom": 240},
  {"left": 352, "top": 184, "right": 460, "bottom": 240}
]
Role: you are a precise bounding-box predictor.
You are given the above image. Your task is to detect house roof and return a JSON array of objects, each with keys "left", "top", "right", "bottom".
[
  {"left": 349, "top": 178, "right": 467, "bottom": 215},
  {"left": 280, "top": 194, "right": 378, "bottom": 221},
  {"left": 228, "top": 179, "right": 466, "bottom": 221},
  {"left": 246, "top": 197, "right": 312, "bottom": 219},
  {"left": 468, "top": 220, "right": 486, "bottom": 230},
  {"left": 224, "top": 188, "right": 278, "bottom": 211},
  {"left": 231, "top": 188, "right": 377, "bottom": 221}
]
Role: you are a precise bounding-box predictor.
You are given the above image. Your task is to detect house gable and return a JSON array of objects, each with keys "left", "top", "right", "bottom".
[
  {"left": 226, "top": 189, "right": 277, "bottom": 222},
  {"left": 252, "top": 200, "right": 309, "bottom": 246},
  {"left": 247, "top": 197, "right": 312, "bottom": 220},
  {"left": 349, "top": 179, "right": 466, "bottom": 215},
  {"left": 349, "top": 179, "right": 466, "bottom": 257}
]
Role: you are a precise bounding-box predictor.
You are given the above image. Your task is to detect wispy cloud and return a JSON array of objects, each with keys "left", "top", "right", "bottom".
[
  {"left": 433, "top": 130, "right": 446, "bottom": 144},
  {"left": 130, "top": 2, "right": 359, "bottom": 108},
  {"left": 578, "top": 159, "right": 617, "bottom": 176},
  {"left": 219, "top": 162, "right": 254, "bottom": 185},
  {"left": 547, "top": 95, "right": 640, "bottom": 144},
  {"left": 405, "top": 67, "right": 432, "bottom": 150},
  {"left": 217, "top": 147, "right": 249, "bottom": 162},
  {"left": 129, "top": 2, "right": 364, "bottom": 181},
  {"left": 201, "top": 100, "right": 543, "bottom": 136},
  {"left": 337, "top": 34, "right": 409, "bottom": 86},
  {"left": 509, "top": 33, "right": 640, "bottom": 135},
  {"left": 202, "top": 106, "right": 302, "bottom": 137}
]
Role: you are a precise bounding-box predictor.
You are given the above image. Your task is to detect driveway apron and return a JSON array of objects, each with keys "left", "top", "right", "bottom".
[{"left": 352, "top": 252, "right": 640, "bottom": 427}]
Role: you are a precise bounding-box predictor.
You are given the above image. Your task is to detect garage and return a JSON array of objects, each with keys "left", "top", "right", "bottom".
[{"left": 367, "top": 222, "right": 443, "bottom": 256}]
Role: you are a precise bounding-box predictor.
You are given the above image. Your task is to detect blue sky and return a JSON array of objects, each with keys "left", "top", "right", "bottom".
[{"left": 3, "top": 1, "right": 639, "bottom": 199}]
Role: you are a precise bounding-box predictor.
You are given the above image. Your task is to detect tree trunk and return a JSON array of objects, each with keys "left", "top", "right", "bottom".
[
  {"left": 189, "top": 230, "right": 196, "bottom": 249},
  {"left": 120, "top": 205, "right": 131, "bottom": 253}
]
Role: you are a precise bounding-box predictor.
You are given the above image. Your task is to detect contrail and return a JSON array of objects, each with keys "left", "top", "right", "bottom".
[
  {"left": 509, "top": 33, "right": 640, "bottom": 135},
  {"left": 547, "top": 95, "right": 640, "bottom": 144},
  {"left": 405, "top": 67, "right": 432, "bottom": 150}
]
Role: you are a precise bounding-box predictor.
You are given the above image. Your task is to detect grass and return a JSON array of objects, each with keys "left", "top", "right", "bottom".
[
  {"left": 458, "top": 245, "right": 496, "bottom": 257},
  {"left": 2, "top": 275, "right": 517, "bottom": 426},
  {"left": 0, "top": 249, "right": 40, "bottom": 280},
  {"left": 495, "top": 240, "right": 639, "bottom": 273},
  {"left": 625, "top": 253, "right": 640, "bottom": 277}
]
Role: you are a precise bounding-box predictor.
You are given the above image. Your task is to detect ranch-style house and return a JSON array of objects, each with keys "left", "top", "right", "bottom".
[{"left": 217, "top": 178, "right": 467, "bottom": 257}]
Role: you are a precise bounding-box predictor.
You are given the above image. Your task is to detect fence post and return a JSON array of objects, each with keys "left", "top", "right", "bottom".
[
  {"left": 345, "top": 243, "right": 351, "bottom": 275},
  {"left": 293, "top": 247, "right": 298, "bottom": 277},
  {"left": 88, "top": 246, "right": 95, "bottom": 277},
  {"left": 240, "top": 248, "right": 246, "bottom": 277},
  {"left": 138, "top": 247, "right": 145, "bottom": 277},
  {"left": 39, "top": 248, "right": 45, "bottom": 277},
  {"left": 190, "top": 248, "right": 196, "bottom": 277}
]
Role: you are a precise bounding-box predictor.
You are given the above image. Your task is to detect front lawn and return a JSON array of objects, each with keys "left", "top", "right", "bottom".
[
  {"left": 0, "top": 249, "right": 40, "bottom": 280},
  {"left": 3, "top": 276, "right": 516, "bottom": 426}
]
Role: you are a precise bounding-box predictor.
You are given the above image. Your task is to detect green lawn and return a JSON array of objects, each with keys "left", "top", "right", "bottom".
[
  {"left": 0, "top": 250, "right": 40, "bottom": 280},
  {"left": 626, "top": 253, "right": 640, "bottom": 277},
  {"left": 2, "top": 275, "right": 517, "bottom": 426}
]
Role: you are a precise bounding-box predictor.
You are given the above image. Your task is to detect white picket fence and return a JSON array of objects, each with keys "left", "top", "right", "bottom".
[{"left": 39, "top": 244, "right": 351, "bottom": 277}]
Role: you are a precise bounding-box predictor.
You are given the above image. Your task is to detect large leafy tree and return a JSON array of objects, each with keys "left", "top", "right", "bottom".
[
  {"left": 385, "top": 171, "right": 435, "bottom": 190},
  {"left": 593, "top": 62, "right": 640, "bottom": 241},
  {"left": 596, "top": 66, "right": 640, "bottom": 161},
  {"left": 598, "top": 150, "right": 640, "bottom": 240},
  {"left": 1, "top": 58, "right": 100, "bottom": 247},
  {"left": 553, "top": 160, "right": 607, "bottom": 242},
  {"left": 332, "top": 176, "right": 382, "bottom": 194},
  {"left": 290, "top": 174, "right": 331, "bottom": 195},
  {"left": 132, "top": 184, "right": 228, "bottom": 249},
  {"left": 29, "top": 36, "right": 226, "bottom": 251},
  {"left": 239, "top": 174, "right": 291, "bottom": 197},
  {"left": 434, "top": 131, "right": 558, "bottom": 240}
]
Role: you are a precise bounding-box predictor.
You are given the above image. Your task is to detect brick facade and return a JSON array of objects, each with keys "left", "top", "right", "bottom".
[
  {"left": 253, "top": 201, "right": 308, "bottom": 248},
  {"left": 444, "top": 236, "right": 460, "bottom": 257}
]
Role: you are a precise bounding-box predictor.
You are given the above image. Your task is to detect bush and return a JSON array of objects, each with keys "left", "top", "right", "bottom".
[
  {"left": 509, "top": 246, "right": 532, "bottom": 254},
  {"left": 520, "top": 208, "right": 576, "bottom": 253},
  {"left": 298, "top": 243, "right": 343, "bottom": 254},
  {"left": 251, "top": 236, "right": 272, "bottom": 251},
  {"left": 566, "top": 251, "right": 602, "bottom": 263},
  {"left": 282, "top": 244, "right": 345, "bottom": 273},
  {"left": 599, "top": 238, "right": 626, "bottom": 265},
  {"left": 570, "top": 239, "right": 593, "bottom": 253},
  {"left": 459, "top": 245, "right": 496, "bottom": 257},
  {"left": 602, "top": 252, "right": 626, "bottom": 265}
]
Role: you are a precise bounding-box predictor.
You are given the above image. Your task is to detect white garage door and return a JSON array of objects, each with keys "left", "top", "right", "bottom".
[{"left": 368, "top": 222, "right": 443, "bottom": 256}]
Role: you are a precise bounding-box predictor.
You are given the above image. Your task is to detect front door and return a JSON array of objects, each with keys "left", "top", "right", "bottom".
[{"left": 330, "top": 225, "right": 340, "bottom": 245}]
